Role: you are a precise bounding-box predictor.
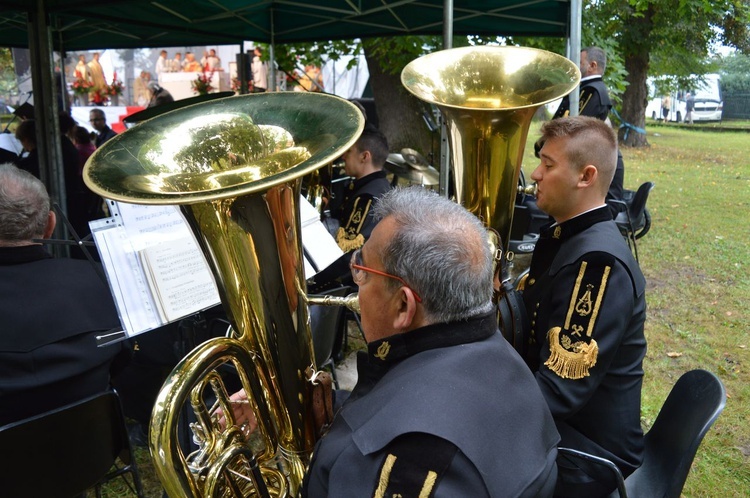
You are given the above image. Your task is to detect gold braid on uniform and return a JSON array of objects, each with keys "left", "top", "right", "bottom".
[
  {"left": 372, "top": 433, "right": 458, "bottom": 498},
  {"left": 336, "top": 196, "right": 373, "bottom": 252},
  {"left": 545, "top": 260, "right": 611, "bottom": 379},
  {"left": 579, "top": 91, "right": 593, "bottom": 114}
]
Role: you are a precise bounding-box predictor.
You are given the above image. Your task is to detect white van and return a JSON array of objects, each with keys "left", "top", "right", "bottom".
[{"left": 646, "top": 74, "right": 722, "bottom": 122}]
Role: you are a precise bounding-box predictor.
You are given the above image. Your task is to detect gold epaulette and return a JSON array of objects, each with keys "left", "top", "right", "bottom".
[
  {"left": 335, "top": 227, "right": 365, "bottom": 252},
  {"left": 544, "top": 260, "right": 611, "bottom": 379}
]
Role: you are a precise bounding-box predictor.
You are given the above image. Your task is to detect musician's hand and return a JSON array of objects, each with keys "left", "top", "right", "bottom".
[{"left": 216, "top": 389, "right": 258, "bottom": 438}]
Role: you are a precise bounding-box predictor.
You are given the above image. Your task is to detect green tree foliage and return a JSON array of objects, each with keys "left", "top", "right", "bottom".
[
  {"left": 586, "top": 0, "right": 749, "bottom": 146},
  {"left": 719, "top": 52, "right": 750, "bottom": 93},
  {"left": 270, "top": 36, "right": 450, "bottom": 154},
  {"left": 0, "top": 48, "right": 16, "bottom": 96}
]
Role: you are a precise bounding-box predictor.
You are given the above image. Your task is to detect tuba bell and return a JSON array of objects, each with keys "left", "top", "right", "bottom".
[
  {"left": 401, "top": 46, "right": 580, "bottom": 258},
  {"left": 84, "top": 92, "right": 364, "bottom": 497},
  {"left": 402, "top": 46, "right": 579, "bottom": 354}
]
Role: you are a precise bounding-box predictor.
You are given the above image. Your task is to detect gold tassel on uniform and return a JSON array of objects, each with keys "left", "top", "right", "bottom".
[
  {"left": 335, "top": 228, "right": 365, "bottom": 252},
  {"left": 543, "top": 261, "right": 611, "bottom": 379},
  {"left": 545, "top": 327, "right": 599, "bottom": 379}
]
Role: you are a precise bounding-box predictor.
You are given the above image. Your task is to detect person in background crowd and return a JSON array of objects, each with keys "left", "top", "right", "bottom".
[
  {"left": 685, "top": 93, "right": 695, "bottom": 124},
  {"left": 0, "top": 163, "right": 130, "bottom": 426},
  {"left": 89, "top": 108, "right": 117, "bottom": 148},
  {"left": 72, "top": 125, "right": 96, "bottom": 175},
  {"left": 661, "top": 95, "right": 671, "bottom": 121},
  {"left": 201, "top": 49, "right": 221, "bottom": 71},
  {"left": 250, "top": 47, "right": 268, "bottom": 92},
  {"left": 13, "top": 119, "right": 40, "bottom": 178},
  {"left": 134, "top": 70, "right": 152, "bottom": 107},
  {"left": 552, "top": 46, "right": 625, "bottom": 211},
  {"left": 155, "top": 50, "right": 169, "bottom": 76},
  {"left": 171, "top": 52, "right": 183, "bottom": 72},
  {"left": 521, "top": 116, "right": 647, "bottom": 497},
  {"left": 87, "top": 52, "right": 107, "bottom": 94},
  {"left": 147, "top": 81, "right": 175, "bottom": 108},
  {"left": 183, "top": 52, "right": 203, "bottom": 72}
]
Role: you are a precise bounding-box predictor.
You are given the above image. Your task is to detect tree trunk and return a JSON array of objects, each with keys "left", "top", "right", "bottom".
[
  {"left": 619, "top": 7, "right": 654, "bottom": 147},
  {"left": 363, "top": 47, "right": 433, "bottom": 156},
  {"left": 620, "top": 52, "right": 650, "bottom": 147}
]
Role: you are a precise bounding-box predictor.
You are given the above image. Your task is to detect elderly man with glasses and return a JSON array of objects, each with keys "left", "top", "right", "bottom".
[{"left": 229, "top": 187, "right": 559, "bottom": 497}]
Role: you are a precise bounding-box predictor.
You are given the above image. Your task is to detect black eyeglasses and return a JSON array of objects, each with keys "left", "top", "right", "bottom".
[{"left": 349, "top": 249, "right": 422, "bottom": 302}]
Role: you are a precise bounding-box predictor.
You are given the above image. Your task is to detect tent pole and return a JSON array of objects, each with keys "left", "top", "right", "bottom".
[
  {"left": 269, "top": 9, "right": 277, "bottom": 91},
  {"left": 439, "top": 0, "right": 454, "bottom": 197},
  {"left": 28, "top": 0, "right": 68, "bottom": 255},
  {"left": 569, "top": 0, "right": 582, "bottom": 116}
]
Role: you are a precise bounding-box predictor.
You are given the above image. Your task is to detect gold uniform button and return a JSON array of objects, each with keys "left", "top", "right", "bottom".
[
  {"left": 536, "top": 303, "right": 540, "bottom": 308},
  {"left": 528, "top": 278, "right": 536, "bottom": 286}
]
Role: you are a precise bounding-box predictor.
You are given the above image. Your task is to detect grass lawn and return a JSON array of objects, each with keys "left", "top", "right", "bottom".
[
  {"left": 107, "top": 124, "right": 749, "bottom": 497},
  {"left": 619, "top": 125, "right": 750, "bottom": 496}
]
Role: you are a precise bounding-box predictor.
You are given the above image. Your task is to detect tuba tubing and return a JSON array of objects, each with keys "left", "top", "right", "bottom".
[{"left": 83, "top": 92, "right": 364, "bottom": 497}]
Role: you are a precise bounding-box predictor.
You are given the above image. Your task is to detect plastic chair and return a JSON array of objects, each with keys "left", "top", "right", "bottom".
[
  {"left": 623, "top": 369, "right": 726, "bottom": 498},
  {"left": 0, "top": 389, "right": 145, "bottom": 498},
  {"left": 309, "top": 286, "right": 351, "bottom": 389},
  {"left": 611, "top": 181, "right": 654, "bottom": 262},
  {"left": 557, "top": 447, "right": 627, "bottom": 498}
]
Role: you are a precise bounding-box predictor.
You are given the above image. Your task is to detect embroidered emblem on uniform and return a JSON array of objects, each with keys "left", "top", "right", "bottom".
[
  {"left": 375, "top": 341, "right": 391, "bottom": 360},
  {"left": 553, "top": 225, "right": 562, "bottom": 239},
  {"left": 351, "top": 210, "right": 363, "bottom": 224},
  {"left": 544, "top": 261, "right": 612, "bottom": 380},
  {"left": 575, "top": 284, "right": 594, "bottom": 316}
]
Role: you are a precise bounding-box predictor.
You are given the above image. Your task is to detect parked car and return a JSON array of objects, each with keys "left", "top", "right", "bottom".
[
  {"left": 690, "top": 97, "right": 723, "bottom": 121},
  {"left": 646, "top": 74, "right": 722, "bottom": 122}
]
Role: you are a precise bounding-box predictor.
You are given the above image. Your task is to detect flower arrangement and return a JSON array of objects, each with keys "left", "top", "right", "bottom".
[
  {"left": 108, "top": 71, "right": 124, "bottom": 96},
  {"left": 90, "top": 88, "right": 109, "bottom": 106},
  {"left": 71, "top": 70, "right": 93, "bottom": 95},
  {"left": 192, "top": 69, "right": 215, "bottom": 95},
  {"left": 230, "top": 77, "right": 252, "bottom": 94}
]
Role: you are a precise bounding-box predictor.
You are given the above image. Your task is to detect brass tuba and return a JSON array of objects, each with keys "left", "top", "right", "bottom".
[
  {"left": 401, "top": 46, "right": 580, "bottom": 257},
  {"left": 84, "top": 93, "right": 364, "bottom": 497}
]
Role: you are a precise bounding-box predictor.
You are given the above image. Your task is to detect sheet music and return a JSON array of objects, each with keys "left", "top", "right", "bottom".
[
  {"left": 91, "top": 198, "right": 340, "bottom": 339},
  {"left": 90, "top": 202, "right": 220, "bottom": 339},
  {"left": 90, "top": 217, "right": 161, "bottom": 336},
  {"left": 140, "top": 237, "right": 220, "bottom": 322},
  {"left": 299, "top": 196, "right": 343, "bottom": 278}
]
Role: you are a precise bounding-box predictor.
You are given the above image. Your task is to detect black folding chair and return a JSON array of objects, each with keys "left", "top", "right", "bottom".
[
  {"left": 0, "top": 389, "right": 145, "bottom": 498},
  {"left": 611, "top": 181, "right": 654, "bottom": 262}
]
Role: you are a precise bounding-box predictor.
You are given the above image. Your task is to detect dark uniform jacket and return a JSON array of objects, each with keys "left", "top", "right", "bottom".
[
  {"left": 0, "top": 245, "right": 128, "bottom": 426},
  {"left": 521, "top": 207, "right": 646, "bottom": 479},
  {"left": 553, "top": 75, "right": 624, "bottom": 208},
  {"left": 302, "top": 313, "right": 560, "bottom": 497},
  {"left": 94, "top": 126, "right": 117, "bottom": 148},
  {"left": 307, "top": 170, "right": 391, "bottom": 293},
  {"left": 333, "top": 170, "right": 390, "bottom": 253}
]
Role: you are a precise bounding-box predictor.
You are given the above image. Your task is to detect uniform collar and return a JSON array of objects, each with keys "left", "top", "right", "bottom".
[
  {"left": 365, "top": 310, "right": 497, "bottom": 366},
  {"left": 0, "top": 244, "right": 53, "bottom": 265},
  {"left": 349, "top": 170, "right": 387, "bottom": 191},
  {"left": 540, "top": 206, "right": 612, "bottom": 242},
  {"left": 581, "top": 74, "right": 603, "bottom": 84}
]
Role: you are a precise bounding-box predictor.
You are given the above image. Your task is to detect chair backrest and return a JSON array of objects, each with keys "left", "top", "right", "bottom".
[
  {"left": 309, "top": 286, "right": 350, "bottom": 368},
  {"left": 0, "top": 390, "right": 129, "bottom": 498},
  {"left": 625, "top": 369, "right": 726, "bottom": 498},
  {"left": 627, "top": 181, "right": 654, "bottom": 228}
]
